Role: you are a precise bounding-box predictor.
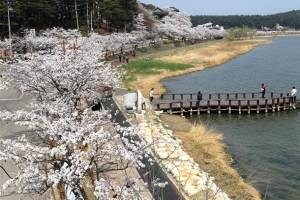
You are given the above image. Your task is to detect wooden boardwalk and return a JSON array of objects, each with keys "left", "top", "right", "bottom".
[{"left": 152, "top": 92, "right": 298, "bottom": 115}]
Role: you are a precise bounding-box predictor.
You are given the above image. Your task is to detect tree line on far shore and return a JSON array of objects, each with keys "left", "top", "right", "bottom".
[{"left": 191, "top": 10, "right": 300, "bottom": 30}]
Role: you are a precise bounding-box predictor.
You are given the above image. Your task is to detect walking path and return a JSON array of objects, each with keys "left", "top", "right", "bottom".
[
  {"left": 102, "top": 96, "right": 186, "bottom": 200},
  {"left": 109, "top": 40, "right": 225, "bottom": 68}
]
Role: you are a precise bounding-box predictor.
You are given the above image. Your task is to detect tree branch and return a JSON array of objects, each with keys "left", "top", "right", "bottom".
[{"left": 0, "top": 165, "right": 13, "bottom": 179}]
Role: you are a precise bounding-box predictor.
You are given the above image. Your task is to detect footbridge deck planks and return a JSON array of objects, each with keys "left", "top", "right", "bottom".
[{"left": 152, "top": 92, "right": 297, "bottom": 115}]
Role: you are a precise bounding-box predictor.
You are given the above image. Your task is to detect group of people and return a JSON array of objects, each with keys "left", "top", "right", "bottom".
[
  {"left": 118, "top": 55, "right": 129, "bottom": 63},
  {"left": 261, "top": 84, "right": 297, "bottom": 101},
  {"left": 131, "top": 50, "right": 136, "bottom": 57},
  {"left": 117, "top": 47, "right": 137, "bottom": 63}
]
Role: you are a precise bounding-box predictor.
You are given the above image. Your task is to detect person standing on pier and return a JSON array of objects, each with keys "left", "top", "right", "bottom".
[
  {"left": 290, "top": 86, "right": 297, "bottom": 101},
  {"left": 261, "top": 84, "right": 267, "bottom": 98},
  {"left": 196, "top": 91, "right": 202, "bottom": 107},
  {"left": 149, "top": 88, "right": 154, "bottom": 103}
]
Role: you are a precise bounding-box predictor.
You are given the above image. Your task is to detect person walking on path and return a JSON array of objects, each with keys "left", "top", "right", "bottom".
[
  {"left": 118, "top": 54, "right": 122, "bottom": 62},
  {"left": 149, "top": 88, "right": 154, "bottom": 103},
  {"left": 290, "top": 86, "right": 297, "bottom": 101},
  {"left": 196, "top": 91, "right": 202, "bottom": 107},
  {"left": 125, "top": 56, "right": 129, "bottom": 63},
  {"left": 261, "top": 84, "right": 267, "bottom": 98}
]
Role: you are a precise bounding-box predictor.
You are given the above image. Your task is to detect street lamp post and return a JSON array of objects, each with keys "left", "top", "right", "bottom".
[{"left": 6, "top": 1, "right": 13, "bottom": 57}]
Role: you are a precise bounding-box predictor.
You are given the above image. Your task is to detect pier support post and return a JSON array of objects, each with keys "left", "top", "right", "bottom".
[
  {"left": 238, "top": 101, "right": 241, "bottom": 114},
  {"left": 290, "top": 103, "right": 296, "bottom": 109},
  {"left": 247, "top": 100, "right": 250, "bottom": 114},
  {"left": 180, "top": 102, "right": 184, "bottom": 116},
  {"left": 207, "top": 101, "right": 210, "bottom": 114},
  {"left": 256, "top": 100, "right": 260, "bottom": 113},
  {"left": 283, "top": 98, "right": 286, "bottom": 110}
]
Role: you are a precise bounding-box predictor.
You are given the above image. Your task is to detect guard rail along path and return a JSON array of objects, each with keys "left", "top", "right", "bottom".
[{"left": 152, "top": 92, "right": 298, "bottom": 115}]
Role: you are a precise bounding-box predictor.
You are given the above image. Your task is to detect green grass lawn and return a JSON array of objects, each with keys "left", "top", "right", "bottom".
[
  {"left": 124, "top": 60, "right": 193, "bottom": 75},
  {"left": 122, "top": 59, "right": 194, "bottom": 90}
]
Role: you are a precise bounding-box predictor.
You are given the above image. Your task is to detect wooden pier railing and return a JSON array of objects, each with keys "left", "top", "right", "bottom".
[{"left": 152, "top": 92, "right": 297, "bottom": 115}]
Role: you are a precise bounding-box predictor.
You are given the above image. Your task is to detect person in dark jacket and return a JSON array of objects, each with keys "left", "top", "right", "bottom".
[
  {"left": 261, "top": 84, "right": 267, "bottom": 98},
  {"left": 196, "top": 91, "right": 202, "bottom": 107},
  {"left": 92, "top": 101, "right": 102, "bottom": 111}
]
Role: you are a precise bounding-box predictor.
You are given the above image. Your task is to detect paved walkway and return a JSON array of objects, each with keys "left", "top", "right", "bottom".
[{"left": 102, "top": 96, "right": 186, "bottom": 200}]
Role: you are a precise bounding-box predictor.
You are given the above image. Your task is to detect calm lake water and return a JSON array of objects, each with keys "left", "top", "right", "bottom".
[{"left": 161, "top": 36, "right": 300, "bottom": 199}]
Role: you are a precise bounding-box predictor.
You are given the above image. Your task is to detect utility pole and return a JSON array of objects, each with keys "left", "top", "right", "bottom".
[
  {"left": 86, "top": 3, "right": 89, "bottom": 33},
  {"left": 75, "top": 0, "right": 79, "bottom": 29},
  {"left": 90, "top": 8, "right": 93, "bottom": 31},
  {"left": 6, "top": 1, "right": 13, "bottom": 57}
]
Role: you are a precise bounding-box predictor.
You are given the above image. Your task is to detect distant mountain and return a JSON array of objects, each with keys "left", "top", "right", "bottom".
[{"left": 191, "top": 10, "right": 300, "bottom": 30}]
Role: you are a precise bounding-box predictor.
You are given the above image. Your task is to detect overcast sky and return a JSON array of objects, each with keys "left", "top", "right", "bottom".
[{"left": 140, "top": 0, "right": 300, "bottom": 16}]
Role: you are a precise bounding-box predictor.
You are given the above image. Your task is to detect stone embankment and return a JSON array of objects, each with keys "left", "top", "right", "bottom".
[
  {"left": 114, "top": 93, "right": 231, "bottom": 200},
  {"left": 137, "top": 110, "right": 231, "bottom": 200}
]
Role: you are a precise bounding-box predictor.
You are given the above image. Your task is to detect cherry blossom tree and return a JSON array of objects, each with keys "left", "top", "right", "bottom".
[
  {"left": 151, "top": 7, "right": 227, "bottom": 40},
  {"left": 137, "top": 2, "right": 156, "bottom": 33},
  {"left": 0, "top": 5, "right": 230, "bottom": 198},
  {"left": 152, "top": 8, "right": 189, "bottom": 38},
  {"left": 132, "top": 13, "right": 147, "bottom": 32},
  {"left": 0, "top": 29, "right": 155, "bottom": 199}
]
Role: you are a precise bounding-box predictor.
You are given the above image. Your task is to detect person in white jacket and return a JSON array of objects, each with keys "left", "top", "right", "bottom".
[
  {"left": 149, "top": 88, "right": 154, "bottom": 103},
  {"left": 290, "top": 86, "right": 297, "bottom": 101}
]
